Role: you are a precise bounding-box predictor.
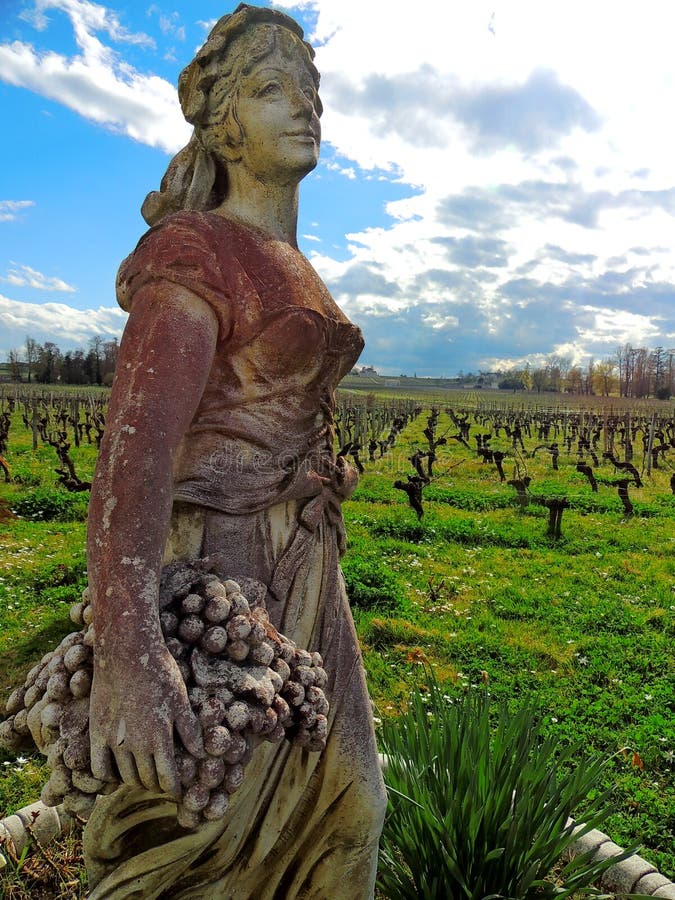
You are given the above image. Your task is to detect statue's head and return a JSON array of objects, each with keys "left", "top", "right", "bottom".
[
  {"left": 142, "top": 3, "right": 321, "bottom": 226},
  {"left": 180, "top": 5, "right": 321, "bottom": 135}
]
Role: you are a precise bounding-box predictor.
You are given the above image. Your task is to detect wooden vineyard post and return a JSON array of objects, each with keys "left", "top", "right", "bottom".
[
  {"left": 645, "top": 413, "right": 656, "bottom": 477},
  {"left": 31, "top": 398, "right": 39, "bottom": 451},
  {"left": 624, "top": 412, "right": 632, "bottom": 462}
]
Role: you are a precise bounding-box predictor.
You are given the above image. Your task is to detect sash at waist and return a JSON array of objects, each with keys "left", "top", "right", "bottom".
[
  {"left": 174, "top": 451, "right": 356, "bottom": 514},
  {"left": 175, "top": 455, "right": 358, "bottom": 601}
]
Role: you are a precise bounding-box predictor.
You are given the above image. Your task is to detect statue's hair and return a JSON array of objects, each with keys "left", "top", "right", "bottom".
[{"left": 142, "top": 3, "right": 320, "bottom": 226}]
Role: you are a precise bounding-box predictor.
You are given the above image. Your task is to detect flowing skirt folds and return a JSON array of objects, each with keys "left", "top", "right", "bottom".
[{"left": 83, "top": 501, "right": 386, "bottom": 899}]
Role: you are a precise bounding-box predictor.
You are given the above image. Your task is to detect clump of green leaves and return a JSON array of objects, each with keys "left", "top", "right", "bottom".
[
  {"left": 11, "top": 487, "right": 89, "bottom": 522},
  {"left": 8, "top": 468, "right": 42, "bottom": 488},
  {"left": 342, "top": 554, "right": 408, "bottom": 613},
  {"left": 378, "top": 675, "right": 639, "bottom": 899}
]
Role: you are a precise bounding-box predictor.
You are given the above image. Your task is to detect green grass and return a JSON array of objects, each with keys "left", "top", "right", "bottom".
[
  {"left": 0, "top": 826, "right": 87, "bottom": 899},
  {"left": 345, "top": 404, "right": 675, "bottom": 880},
  {"left": 0, "top": 406, "right": 93, "bottom": 806},
  {"left": 0, "top": 396, "right": 674, "bottom": 886}
]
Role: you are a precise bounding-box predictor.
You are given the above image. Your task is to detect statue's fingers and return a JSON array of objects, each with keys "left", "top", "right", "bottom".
[
  {"left": 176, "top": 708, "right": 204, "bottom": 759},
  {"left": 133, "top": 753, "right": 161, "bottom": 793},
  {"left": 114, "top": 749, "right": 142, "bottom": 788},
  {"left": 153, "top": 748, "right": 181, "bottom": 799},
  {"left": 90, "top": 740, "right": 118, "bottom": 782}
]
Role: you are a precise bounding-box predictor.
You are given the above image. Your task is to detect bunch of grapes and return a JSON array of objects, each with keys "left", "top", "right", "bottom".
[
  {"left": 0, "top": 563, "right": 329, "bottom": 828},
  {"left": 0, "top": 598, "right": 106, "bottom": 820}
]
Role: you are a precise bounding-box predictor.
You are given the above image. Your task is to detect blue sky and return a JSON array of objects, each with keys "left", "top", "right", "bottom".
[{"left": 1, "top": 0, "right": 675, "bottom": 376}]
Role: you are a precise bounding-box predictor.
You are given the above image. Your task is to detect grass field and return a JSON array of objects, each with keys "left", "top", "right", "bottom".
[
  {"left": 344, "top": 400, "right": 675, "bottom": 880},
  {"left": 0, "top": 389, "right": 673, "bottom": 891}
]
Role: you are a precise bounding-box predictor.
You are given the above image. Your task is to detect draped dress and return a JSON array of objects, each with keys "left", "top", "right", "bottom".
[{"left": 83, "top": 212, "right": 387, "bottom": 899}]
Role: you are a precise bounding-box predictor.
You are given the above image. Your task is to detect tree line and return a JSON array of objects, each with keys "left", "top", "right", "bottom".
[
  {"left": 5, "top": 336, "right": 119, "bottom": 386},
  {"left": 495, "top": 344, "right": 675, "bottom": 399},
  {"left": 4, "top": 338, "right": 674, "bottom": 398}
]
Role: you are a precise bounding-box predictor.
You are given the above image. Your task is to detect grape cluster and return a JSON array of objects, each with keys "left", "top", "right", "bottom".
[
  {"left": 158, "top": 563, "right": 330, "bottom": 826},
  {"left": 0, "top": 564, "right": 329, "bottom": 828},
  {"left": 0, "top": 594, "right": 108, "bottom": 820}
]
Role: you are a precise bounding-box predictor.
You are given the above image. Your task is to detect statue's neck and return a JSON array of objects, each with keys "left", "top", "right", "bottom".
[{"left": 213, "top": 169, "right": 300, "bottom": 246}]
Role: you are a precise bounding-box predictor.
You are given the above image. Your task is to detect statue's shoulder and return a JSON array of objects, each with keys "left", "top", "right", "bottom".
[
  {"left": 116, "top": 212, "right": 237, "bottom": 315},
  {"left": 142, "top": 209, "right": 222, "bottom": 244}
]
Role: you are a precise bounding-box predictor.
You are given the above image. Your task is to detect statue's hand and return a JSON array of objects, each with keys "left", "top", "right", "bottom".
[{"left": 89, "top": 643, "right": 204, "bottom": 798}]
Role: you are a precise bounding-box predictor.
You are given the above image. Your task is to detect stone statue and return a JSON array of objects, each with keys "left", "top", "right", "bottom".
[{"left": 2, "top": 4, "right": 386, "bottom": 896}]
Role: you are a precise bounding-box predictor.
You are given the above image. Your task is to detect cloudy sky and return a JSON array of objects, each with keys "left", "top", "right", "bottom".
[{"left": 1, "top": 0, "right": 675, "bottom": 376}]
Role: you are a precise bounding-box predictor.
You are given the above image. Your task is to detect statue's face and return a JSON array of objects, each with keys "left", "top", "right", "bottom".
[{"left": 217, "top": 43, "right": 321, "bottom": 184}]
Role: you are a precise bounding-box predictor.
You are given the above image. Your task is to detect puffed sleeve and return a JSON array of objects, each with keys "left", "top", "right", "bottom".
[{"left": 116, "top": 211, "right": 232, "bottom": 343}]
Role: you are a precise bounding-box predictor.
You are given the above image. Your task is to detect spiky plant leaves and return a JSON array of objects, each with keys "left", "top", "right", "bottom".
[{"left": 377, "top": 673, "right": 641, "bottom": 900}]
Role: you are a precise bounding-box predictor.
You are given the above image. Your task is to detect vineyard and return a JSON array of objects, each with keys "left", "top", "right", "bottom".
[{"left": 0, "top": 385, "right": 674, "bottom": 889}]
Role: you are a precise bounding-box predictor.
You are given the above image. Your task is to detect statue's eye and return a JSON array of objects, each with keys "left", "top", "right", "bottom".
[{"left": 257, "top": 81, "right": 282, "bottom": 97}]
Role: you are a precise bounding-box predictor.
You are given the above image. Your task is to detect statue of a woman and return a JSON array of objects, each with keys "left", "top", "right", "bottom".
[{"left": 83, "top": 4, "right": 386, "bottom": 896}]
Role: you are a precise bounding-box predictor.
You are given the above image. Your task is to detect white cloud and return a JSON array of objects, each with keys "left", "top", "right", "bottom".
[
  {"left": 0, "top": 200, "right": 35, "bottom": 222},
  {"left": 301, "top": 0, "right": 675, "bottom": 189},
  {"left": 160, "top": 16, "right": 185, "bottom": 41},
  {"left": 325, "top": 161, "right": 356, "bottom": 180},
  {"left": 3, "top": 0, "right": 675, "bottom": 375},
  {"left": 147, "top": 7, "right": 185, "bottom": 41},
  {"left": 576, "top": 307, "right": 663, "bottom": 348},
  {"left": 22, "top": 0, "right": 155, "bottom": 48},
  {"left": 0, "top": 0, "right": 190, "bottom": 153},
  {"left": 421, "top": 311, "right": 459, "bottom": 331},
  {"left": 283, "top": 0, "right": 675, "bottom": 373},
  {"left": 0, "top": 294, "right": 127, "bottom": 355},
  {"left": 1, "top": 263, "right": 76, "bottom": 292}
]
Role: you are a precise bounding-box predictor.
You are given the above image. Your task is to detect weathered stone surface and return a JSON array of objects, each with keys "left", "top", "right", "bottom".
[
  {"left": 568, "top": 822, "right": 675, "bottom": 897},
  {"left": 570, "top": 826, "right": 611, "bottom": 856},
  {"left": 78, "top": 5, "right": 385, "bottom": 899},
  {"left": 1, "top": 570, "right": 334, "bottom": 840},
  {"left": 0, "top": 4, "right": 390, "bottom": 898},
  {"left": 0, "top": 802, "right": 70, "bottom": 856},
  {"left": 652, "top": 885, "right": 675, "bottom": 899},
  {"left": 602, "top": 854, "right": 657, "bottom": 892},
  {"left": 635, "top": 873, "right": 675, "bottom": 894},
  {"left": 591, "top": 839, "right": 625, "bottom": 863}
]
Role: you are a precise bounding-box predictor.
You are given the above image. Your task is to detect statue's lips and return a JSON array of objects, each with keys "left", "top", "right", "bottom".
[{"left": 284, "top": 131, "right": 317, "bottom": 141}]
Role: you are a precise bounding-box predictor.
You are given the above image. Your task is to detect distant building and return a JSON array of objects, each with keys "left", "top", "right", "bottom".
[
  {"left": 351, "top": 365, "right": 378, "bottom": 376},
  {"left": 475, "top": 372, "right": 500, "bottom": 389}
]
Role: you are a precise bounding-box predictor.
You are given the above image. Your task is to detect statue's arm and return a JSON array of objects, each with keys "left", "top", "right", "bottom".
[{"left": 87, "top": 282, "right": 218, "bottom": 797}]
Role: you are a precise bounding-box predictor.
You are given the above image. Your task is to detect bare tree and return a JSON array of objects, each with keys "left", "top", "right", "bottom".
[
  {"left": 614, "top": 345, "right": 627, "bottom": 396},
  {"left": 89, "top": 335, "right": 104, "bottom": 385},
  {"left": 667, "top": 349, "right": 675, "bottom": 398},
  {"left": 651, "top": 346, "right": 669, "bottom": 399},
  {"left": 633, "top": 346, "right": 651, "bottom": 398},
  {"left": 6, "top": 349, "right": 22, "bottom": 382},
  {"left": 25, "top": 336, "right": 39, "bottom": 384},
  {"left": 565, "top": 365, "right": 583, "bottom": 394},
  {"left": 531, "top": 367, "right": 547, "bottom": 394},
  {"left": 101, "top": 338, "right": 119, "bottom": 386},
  {"left": 585, "top": 357, "right": 595, "bottom": 395},
  {"left": 546, "top": 355, "right": 570, "bottom": 393},
  {"left": 593, "top": 360, "right": 616, "bottom": 396},
  {"left": 37, "top": 341, "right": 62, "bottom": 383}
]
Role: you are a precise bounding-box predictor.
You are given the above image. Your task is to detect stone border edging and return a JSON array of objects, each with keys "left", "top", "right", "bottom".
[
  {"left": 0, "top": 800, "right": 74, "bottom": 871},
  {"left": 569, "top": 824, "right": 675, "bottom": 897}
]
